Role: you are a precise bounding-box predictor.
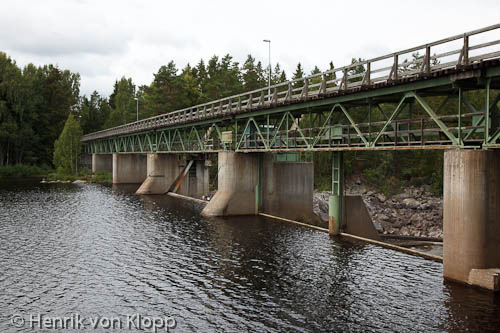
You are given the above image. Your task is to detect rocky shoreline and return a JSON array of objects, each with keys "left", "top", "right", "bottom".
[
  {"left": 314, "top": 183, "right": 443, "bottom": 239},
  {"left": 41, "top": 179, "right": 88, "bottom": 184}
]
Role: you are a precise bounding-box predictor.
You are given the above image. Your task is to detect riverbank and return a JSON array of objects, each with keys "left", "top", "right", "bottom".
[
  {"left": 314, "top": 182, "right": 443, "bottom": 239},
  {"left": 0, "top": 164, "right": 53, "bottom": 178},
  {"left": 44, "top": 170, "right": 112, "bottom": 184}
]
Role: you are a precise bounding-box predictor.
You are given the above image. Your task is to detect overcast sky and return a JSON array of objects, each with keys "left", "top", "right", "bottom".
[{"left": 2, "top": 0, "right": 499, "bottom": 97}]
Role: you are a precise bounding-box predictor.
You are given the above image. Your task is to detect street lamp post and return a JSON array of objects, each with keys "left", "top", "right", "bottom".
[
  {"left": 134, "top": 97, "right": 139, "bottom": 121},
  {"left": 263, "top": 39, "right": 271, "bottom": 101}
]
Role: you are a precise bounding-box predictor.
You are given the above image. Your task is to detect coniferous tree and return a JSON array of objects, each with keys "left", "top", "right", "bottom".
[
  {"left": 79, "top": 91, "right": 110, "bottom": 134},
  {"left": 326, "top": 61, "right": 337, "bottom": 85},
  {"left": 292, "top": 63, "right": 305, "bottom": 88},
  {"left": 104, "top": 77, "right": 136, "bottom": 127},
  {"left": 272, "top": 63, "right": 287, "bottom": 84},
  {"left": 193, "top": 59, "right": 208, "bottom": 102},
  {"left": 310, "top": 65, "right": 322, "bottom": 85}
]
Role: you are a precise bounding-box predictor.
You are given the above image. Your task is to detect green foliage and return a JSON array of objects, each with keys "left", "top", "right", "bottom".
[
  {"left": 272, "top": 63, "right": 287, "bottom": 84},
  {"left": 292, "top": 63, "right": 305, "bottom": 88},
  {"left": 0, "top": 164, "right": 53, "bottom": 178},
  {"left": 92, "top": 171, "right": 112, "bottom": 183},
  {"left": 325, "top": 61, "right": 337, "bottom": 83},
  {"left": 104, "top": 77, "right": 136, "bottom": 128},
  {"left": 53, "top": 114, "right": 83, "bottom": 175},
  {"left": 0, "top": 51, "right": 482, "bottom": 197},
  {"left": 0, "top": 52, "right": 80, "bottom": 167},
  {"left": 242, "top": 55, "right": 266, "bottom": 91},
  {"left": 78, "top": 91, "right": 110, "bottom": 134},
  {"left": 310, "top": 66, "right": 322, "bottom": 86},
  {"left": 47, "top": 169, "right": 111, "bottom": 183},
  {"left": 348, "top": 58, "right": 365, "bottom": 83},
  {"left": 312, "top": 150, "right": 444, "bottom": 197}
]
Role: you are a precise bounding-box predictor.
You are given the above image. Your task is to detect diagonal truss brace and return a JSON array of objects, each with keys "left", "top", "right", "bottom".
[
  {"left": 236, "top": 117, "right": 269, "bottom": 150},
  {"left": 411, "top": 92, "right": 459, "bottom": 146}
]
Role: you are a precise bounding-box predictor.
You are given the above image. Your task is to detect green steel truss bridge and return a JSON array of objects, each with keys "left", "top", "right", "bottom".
[{"left": 82, "top": 24, "right": 500, "bottom": 154}]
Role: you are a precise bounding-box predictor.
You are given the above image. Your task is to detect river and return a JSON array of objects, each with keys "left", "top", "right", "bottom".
[{"left": 0, "top": 179, "right": 499, "bottom": 332}]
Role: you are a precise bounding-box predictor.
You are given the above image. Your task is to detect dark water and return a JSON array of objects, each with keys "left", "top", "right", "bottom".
[{"left": 0, "top": 179, "right": 499, "bottom": 332}]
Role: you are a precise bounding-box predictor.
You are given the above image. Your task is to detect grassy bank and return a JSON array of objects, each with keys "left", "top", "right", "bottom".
[
  {"left": 47, "top": 169, "right": 112, "bottom": 183},
  {"left": 0, "top": 164, "right": 53, "bottom": 178}
]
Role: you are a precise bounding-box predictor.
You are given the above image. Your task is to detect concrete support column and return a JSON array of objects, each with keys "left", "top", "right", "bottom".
[
  {"left": 202, "top": 152, "right": 258, "bottom": 216},
  {"left": 112, "top": 153, "right": 147, "bottom": 184},
  {"left": 136, "top": 154, "right": 181, "bottom": 194},
  {"left": 92, "top": 154, "right": 112, "bottom": 173},
  {"left": 202, "top": 152, "right": 315, "bottom": 221},
  {"left": 261, "top": 154, "right": 315, "bottom": 221},
  {"left": 443, "top": 150, "right": 500, "bottom": 288}
]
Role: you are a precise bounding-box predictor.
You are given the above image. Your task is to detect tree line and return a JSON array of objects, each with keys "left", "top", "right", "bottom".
[
  {"left": 2, "top": 50, "right": 488, "bottom": 194},
  {"left": 0, "top": 52, "right": 294, "bottom": 167},
  {"left": 79, "top": 54, "right": 325, "bottom": 133},
  {"left": 0, "top": 52, "right": 79, "bottom": 167}
]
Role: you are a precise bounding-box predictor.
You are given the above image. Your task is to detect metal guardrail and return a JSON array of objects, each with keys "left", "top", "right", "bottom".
[{"left": 82, "top": 23, "right": 500, "bottom": 142}]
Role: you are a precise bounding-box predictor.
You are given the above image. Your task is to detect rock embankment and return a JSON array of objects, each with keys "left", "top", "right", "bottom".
[{"left": 313, "top": 184, "right": 443, "bottom": 239}]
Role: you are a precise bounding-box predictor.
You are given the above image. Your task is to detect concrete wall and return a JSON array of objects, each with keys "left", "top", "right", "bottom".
[
  {"left": 112, "top": 153, "right": 147, "bottom": 184},
  {"left": 202, "top": 152, "right": 314, "bottom": 220},
  {"left": 344, "top": 196, "right": 381, "bottom": 241},
  {"left": 136, "top": 154, "right": 181, "bottom": 194},
  {"left": 443, "top": 150, "right": 500, "bottom": 285},
  {"left": 261, "top": 154, "right": 315, "bottom": 221},
  {"left": 176, "top": 159, "right": 209, "bottom": 199},
  {"left": 202, "top": 152, "right": 258, "bottom": 216},
  {"left": 136, "top": 154, "right": 210, "bottom": 198},
  {"left": 195, "top": 160, "right": 209, "bottom": 198},
  {"left": 92, "top": 154, "right": 112, "bottom": 173}
]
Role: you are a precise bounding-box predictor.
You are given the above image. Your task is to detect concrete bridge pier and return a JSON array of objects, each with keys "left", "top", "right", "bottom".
[
  {"left": 136, "top": 154, "right": 180, "bottom": 194},
  {"left": 112, "top": 153, "right": 147, "bottom": 184},
  {"left": 135, "top": 154, "right": 209, "bottom": 198},
  {"left": 261, "top": 154, "right": 315, "bottom": 221},
  {"left": 444, "top": 150, "right": 500, "bottom": 291},
  {"left": 202, "top": 152, "right": 258, "bottom": 216},
  {"left": 202, "top": 152, "right": 315, "bottom": 221},
  {"left": 92, "top": 153, "right": 112, "bottom": 173}
]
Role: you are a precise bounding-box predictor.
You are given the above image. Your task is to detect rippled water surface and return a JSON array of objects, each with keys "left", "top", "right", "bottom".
[{"left": 1, "top": 179, "right": 499, "bottom": 332}]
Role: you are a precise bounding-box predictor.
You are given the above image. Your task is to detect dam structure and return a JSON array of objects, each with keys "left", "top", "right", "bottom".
[{"left": 82, "top": 24, "right": 500, "bottom": 291}]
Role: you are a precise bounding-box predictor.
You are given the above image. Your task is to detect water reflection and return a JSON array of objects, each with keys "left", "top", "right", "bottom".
[
  {"left": 0, "top": 180, "right": 499, "bottom": 332},
  {"left": 443, "top": 281, "right": 500, "bottom": 331}
]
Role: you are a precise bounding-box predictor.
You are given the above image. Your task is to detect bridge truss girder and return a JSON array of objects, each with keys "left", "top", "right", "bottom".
[{"left": 85, "top": 71, "right": 500, "bottom": 155}]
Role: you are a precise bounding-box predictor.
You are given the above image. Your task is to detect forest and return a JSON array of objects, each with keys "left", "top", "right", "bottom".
[{"left": 0, "top": 51, "right": 490, "bottom": 194}]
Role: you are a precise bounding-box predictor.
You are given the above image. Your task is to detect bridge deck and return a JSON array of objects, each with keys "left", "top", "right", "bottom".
[{"left": 82, "top": 24, "right": 500, "bottom": 154}]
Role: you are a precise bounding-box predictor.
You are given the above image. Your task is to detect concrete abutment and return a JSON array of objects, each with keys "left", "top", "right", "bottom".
[
  {"left": 136, "top": 154, "right": 180, "bottom": 194},
  {"left": 92, "top": 153, "right": 112, "bottom": 173},
  {"left": 201, "top": 152, "right": 315, "bottom": 221},
  {"left": 443, "top": 149, "right": 500, "bottom": 291},
  {"left": 112, "top": 153, "right": 147, "bottom": 184},
  {"left": 135, "top": 153, "right": 209, "bottom": 198}
]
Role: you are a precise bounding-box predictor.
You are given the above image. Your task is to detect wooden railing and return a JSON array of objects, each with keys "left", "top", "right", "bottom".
[{"left": 82, "top": 23, "right": 500, "bottom": 142}]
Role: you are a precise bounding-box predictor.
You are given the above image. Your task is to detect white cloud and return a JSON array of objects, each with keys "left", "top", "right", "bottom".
[{"left": 1, "top": 0, "right": 499, "bottom": 97}]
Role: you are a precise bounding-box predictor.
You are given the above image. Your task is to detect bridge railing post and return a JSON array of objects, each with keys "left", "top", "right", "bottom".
[{"left": 463, "top": 34, "right": 469, "bottom": 66}]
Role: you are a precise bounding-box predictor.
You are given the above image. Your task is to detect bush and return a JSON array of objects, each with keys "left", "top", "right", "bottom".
[
  {"left": 92, "top": 171, "right": 112, "bottom": 183},
  {"left": 46, "top": 170, "right": 112, "bottom": 183},
  {"left": 0, "top": 164, "right": 53, "bottom": 178}
]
